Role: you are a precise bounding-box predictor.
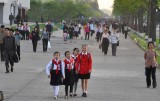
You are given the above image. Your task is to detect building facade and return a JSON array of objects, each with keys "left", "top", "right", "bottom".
[{"left": 0, "top": 0, "right": 30, "bottom": 24}]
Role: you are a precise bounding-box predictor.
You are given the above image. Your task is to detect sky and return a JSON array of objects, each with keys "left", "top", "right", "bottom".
[{"left": 98, "top": 0, "right": 114, "bottom": 11}]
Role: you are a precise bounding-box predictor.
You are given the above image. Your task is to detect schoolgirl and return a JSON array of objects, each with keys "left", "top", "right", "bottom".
[
  {"left": 71, "top": 48, "right": 80, "bottom": 96},
  {"left": 75, "top": 44, "right": 92, "bottom": 97},
  {"left": 63, "top": 51, "right": 74, "bottom": 99},
  {"left": 46, "top": 52, "right": 65, "bottom": 100}
]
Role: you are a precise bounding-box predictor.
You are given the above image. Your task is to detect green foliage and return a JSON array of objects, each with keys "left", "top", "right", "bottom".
[
  {"left": 28, "top": 0, "right": 101, "bottom": 21},
  {"left": 113, "top": 0, "right": 147, "bottom": 16}
]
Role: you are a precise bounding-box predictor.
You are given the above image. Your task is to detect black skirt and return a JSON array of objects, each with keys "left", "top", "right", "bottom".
[
  {"left": 78, "top": 73, "right": 91, "bottom": 79},
  {"left": 63, "top": 69, "right": 74, "bottom": 86},
  {"left": 74, "top": 31, "right": 79, "bottom": 37},
  {"left": 50, "top": 70, "right": 63, "bottom": 86}
]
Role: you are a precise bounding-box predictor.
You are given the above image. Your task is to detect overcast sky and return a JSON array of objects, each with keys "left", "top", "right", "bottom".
[{"left": 98, "top": 0, "right": 114, "bottom": 11}]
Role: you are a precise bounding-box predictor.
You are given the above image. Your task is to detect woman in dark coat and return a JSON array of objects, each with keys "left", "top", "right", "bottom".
[
  {"left": 31, "top": 27, "right": 39, "bottom": 52},
  {"left": 101, "top": 27, "right": 110, "bottom": 55}
]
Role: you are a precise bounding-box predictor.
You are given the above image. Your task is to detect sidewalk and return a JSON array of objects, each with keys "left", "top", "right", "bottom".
[{"left": 0, "top": 30, "right": 160, "bottom": 101}]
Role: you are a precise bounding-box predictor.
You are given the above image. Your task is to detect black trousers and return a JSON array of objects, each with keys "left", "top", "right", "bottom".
[
  {"left": 145, "top": 67, "right": 157, "bottom": 87},
  {"left": 85, "top": 32, "right": 90, "bottom": 40},
  {"left": 90, "top": 30, "right": 94, "bottom": 37},
  {"left": 32, "top": 40, "right": 38, "bottom": 52},
  {"left": 22, "top": 31, "right": 25, "bottom": 40},
  {"left": 0, "top": 44, "right": 4, "bottom": 61},
  {"left": 4, "top": 50, "right": 14, "bottom": 71},
  {"left": 26, "top": 31, "right": 29, "bottom": 40},
  {"left": 42, "top": 39, "right": 48, "bottom": 52},
  {"left": 96, "top": 32, "right": 101, "bottom": 42},
  {"left": 124, "top": 31, "right": 128, "bottom": 39},
  {"left": 16, "top": 45, "right": 20, "bottom": 59},
  {"left": 112, "top": 43, "right": 117, "bottom": 56},
  {"left": 65, "top": 85, "right": 73, "bottom": 96}
]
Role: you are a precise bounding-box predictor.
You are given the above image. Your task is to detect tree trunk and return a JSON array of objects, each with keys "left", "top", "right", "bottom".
[
  {"left": 137, "top": 8, "right": 144, "bottom": 33},
  {"left": 147, "top": 0, "right": 157, "bottom": 42},
  {"left": 135, "top": 14, "right": 138, "bottom": 31}
]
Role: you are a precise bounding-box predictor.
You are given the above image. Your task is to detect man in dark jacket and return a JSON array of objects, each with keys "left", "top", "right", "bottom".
[
  {"left": 3, "top": 28, "right": 16, "bottom": 73},
  {"left": 45, "top": 20, "right": 53, "bottom": 40},
  {"left": 0, "top": 25, "right": 5, "bottom": 61}
]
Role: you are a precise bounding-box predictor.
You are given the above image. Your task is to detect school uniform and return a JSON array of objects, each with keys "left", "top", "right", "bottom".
[
  {"left": 25, "top": 26, "right": 30, "bottom": 40},
  {"left": 76, "top": 52, "right": 92, "bottom": 79},
  {"left": 63, "top": 58, "right": 74, "bottom": 96},
  {"left": 71, "top": 55, "right": 79, "bottom": 82},
  {"left": 46, "top": 59, "right": 65, "bottom": 97}
]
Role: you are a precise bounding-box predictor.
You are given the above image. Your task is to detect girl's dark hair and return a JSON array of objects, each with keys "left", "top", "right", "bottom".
[
  {"left": 73, "top": 48, "right": 79, "bottom": 52},
  {"left": 54, "top": 51, "right": 60, "bottom": 56},
  {"left": 64, "top": 51, "right": 70, "bottom": 57},
  {"left": 148, "top": 41, "right": 155, "bottom": 48}
]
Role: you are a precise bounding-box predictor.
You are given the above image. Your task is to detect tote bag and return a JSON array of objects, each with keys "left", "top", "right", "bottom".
[{"left": 48, "top": 41, "right": 51, "bottom": 48}]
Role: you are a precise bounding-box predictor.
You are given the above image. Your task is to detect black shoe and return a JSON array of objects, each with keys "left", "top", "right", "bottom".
[
  {"left": 82, "top": 93, "right": 87, "bottom": 97},
  {"left": 147, "top": 85, "right": 150, "bottom": 88},
  {"left": 82, "top": 93, "right": 85, "bottom": 97},
  {"left": 74, "top": 94, "right": 77, "bottom": 96},
  {"left": 153, "top": 84, "right": 157, "bottom": 88},
  {"left": 70, "top": 93, "right": 73, "bottom": 97},
  {"left": 11, "top": 68, "right": 13, "bottom": 72},
  {"left": 5, "top": 71, "right": 9, "bottom": 73},
  {"left": 84, "top": 93, "right": 87, "bottom": 97}
]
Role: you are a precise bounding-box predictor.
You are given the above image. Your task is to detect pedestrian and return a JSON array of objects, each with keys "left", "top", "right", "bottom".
[
  {"left": 110, "top": 28, "right": 119, "bottom": 56},
  {"left": 68, "top": 24, "right": 74, "bottom": 43},
  {"left": 41, "top": 28, "right": 49, "bottom": 52},
  {"left": 144, "top": 41, "right": 158, "bottom": 88},
  {"left": 35, "top": 21, "right": 40, "bottom": 33},
  {"left": 25, "top": 23, "right": 30, "bottom": 40},
  {"left": 74, "top": 25, "right": 79, "bottom": 40},
  {"left": 78, "top": 22, "right": 82, "bottom": 34},
  {"left": 63, "top": 51, "right": 74, "bottom": 99},
  {"left": 31, "top": 27, "right": 39, "bottom": 52},
  {"left": 71, "top": 48, "right": 79, "bottom": 96},
  {"left": 75, "top": 44, "right": 92, "bottom": 97},
  {"left": 124, "top": 24, "right": 128, "bottom": 39},
  {"left": 3, "top": 28, "right": 16, "bottom": 73},
  {"left": 20, "top": 24, "right": 25, "bottom": 40},
  {"left": 46, "top": 20, "right": 53, "bottom": 40},
  {"left": 63, "top": 24, "right": 68, "bottom": 41},
  {"left": 9, "top": 13, "right": 14, "bottom": 26},
  {"left": 101, "top": 27, "right": 110, "bottom": 55},
  {"left": 90, "top": 21, "right": 95, "bottom": 37},
  {"left": 14, "top": 29, "right": 22, "bottom": 60},
  {"left": 84, "top": 24, "right": 90, "bottom": 40},
  {"left": 96, "top": 24, "right": 103, "bottom": 43},
  {"left": 46, "top": 51, "right": 65, "bottom": 100},
  {"left": 0, "top": 25, "right": 5, "bottom": 61}
]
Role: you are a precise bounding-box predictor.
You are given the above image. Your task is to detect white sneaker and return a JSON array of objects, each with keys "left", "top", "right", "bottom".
[{"left": 65, "top": 96, "right": 68, "bottom": 99}]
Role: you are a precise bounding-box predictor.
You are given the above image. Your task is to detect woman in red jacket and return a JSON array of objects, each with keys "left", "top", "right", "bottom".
[{"left": 76, "top": 44, "right": 92, "bottom": 97}]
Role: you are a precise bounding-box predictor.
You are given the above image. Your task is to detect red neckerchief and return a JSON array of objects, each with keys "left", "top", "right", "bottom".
[
  {"left": 64, "top": 58, "right": 73, "bottom": 72},
  {"left": 52, "top": 59, "right": 61, "bottom": 74}
]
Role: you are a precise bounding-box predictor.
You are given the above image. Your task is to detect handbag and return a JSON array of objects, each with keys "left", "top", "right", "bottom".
[
  {"left": 117, "top": 40, "right": 119, "bottom": 46},
  {"left": 48, "top": 41, "right": 51, "bottom": 48},
  {"left": 13, "top": 53, "right": 19, "bottom": 63},
  {"left": 0, "top": 91, "right": 4, "bottom": 101},
  {"left": 99, "top": 43, "right": 102, "bottom": 49},
  {"left": 29, "top": 33, "right": 32, "bottom": 39}
]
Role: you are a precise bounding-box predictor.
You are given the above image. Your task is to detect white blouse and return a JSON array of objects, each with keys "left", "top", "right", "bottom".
[{"left": 46, "top": 59, "right": 65, "bottom": 78}]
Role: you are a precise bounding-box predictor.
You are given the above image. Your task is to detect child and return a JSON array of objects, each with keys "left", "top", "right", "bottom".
[
  {"left": 75, "top": 44, "right": 92, "bottom": 97},
  {"left": 144, "top": 42, "right": 158, "bottom": 88},
  {"left": 46, "top": 52, "right": 65, "bottom": 100},
  {"left": 63, "top": 32, "right": 67, "bottom": 41},
  {"left": 71, "top": 48, "right": 80, "bottom": 96},
  {"left": 63, "top": 51, "right": 74, "bottom": 99}
]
